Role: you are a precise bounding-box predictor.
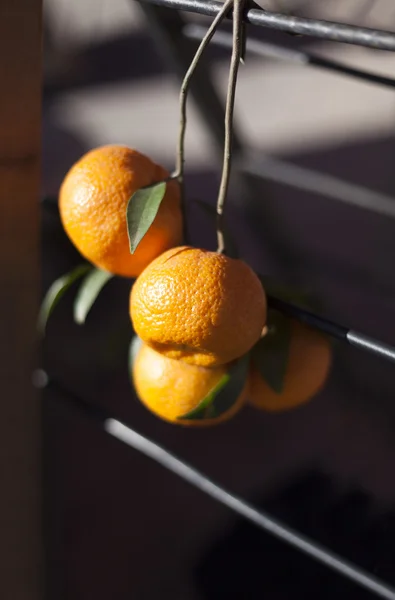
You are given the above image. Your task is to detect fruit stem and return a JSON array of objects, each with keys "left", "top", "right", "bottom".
[
  {"left": 174, "top": 0, "right": 233, "bottom": 181},
  {"left": 173, "top": 0, "right": 234, "bottom": 243},
  {"left": 216, "top": 0, "right": 245, "bottom": 255}
]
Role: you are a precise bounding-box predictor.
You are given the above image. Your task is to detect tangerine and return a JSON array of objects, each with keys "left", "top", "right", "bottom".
[
  {"left": 249, "top": 320, "right": 331, "bottom": 412},
  {"left": 59, "top": 145, "right": 182, "bottom": 277},
  {"left": 133, "top": 342, "right": 247, "bottom": 425},
  {"left": 130, "top": 246, "right": 267, "bottom": 367}
]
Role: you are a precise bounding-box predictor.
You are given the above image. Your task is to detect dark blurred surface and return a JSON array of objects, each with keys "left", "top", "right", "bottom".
[
  {"left": 195, "top": 472, "right": 395, "bottom": 599},
  {"left": 42, "top": 5, "right": 395, "bottom": 599}
]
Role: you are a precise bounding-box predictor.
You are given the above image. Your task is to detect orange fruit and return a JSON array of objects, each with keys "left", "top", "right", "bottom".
[
  {"left": 130, "top": 246, "right": 267, "bottom": 367},
  {"left": 249, "top": 320, "right": 331, "bottom": 412},
  {"left": 59, "top": 144, "right": 182, "bottom": 277},
  {"left": 132, "top": 342, "right": 247, "bottom": 425}
]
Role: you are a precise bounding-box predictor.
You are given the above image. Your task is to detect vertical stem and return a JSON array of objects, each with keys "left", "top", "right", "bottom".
[
  {"left": 173, "top": 0, "right": 234, "bottom": 244},
  {"left": 216, "top": 0, "right": 245, "bottom": 254},
  {"left": 174, "top": 0, "right": 234, "bottom": 181}
]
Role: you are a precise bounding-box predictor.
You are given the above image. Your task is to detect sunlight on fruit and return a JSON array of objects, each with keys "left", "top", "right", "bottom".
[
  {"left": 59, "top": 144, "right": 182, "bottom": 277},
  {"left": 132, "top": 342, "right": 248, "bottom": 426},
  {"left": 130, "top": 246, "right": 267, "bottom": 367}
]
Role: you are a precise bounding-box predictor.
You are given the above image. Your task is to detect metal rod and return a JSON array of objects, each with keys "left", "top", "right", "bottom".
[
  {"left": 184, "top": 23, "right": 395, "bottom": 89},
  {"left": 268, "top": 295, "right": 395, "bottom": 363},
  {"left": 106, "top": 419, "right": 395, "bottom": 600},
  {"left": 42, "top": 151, "right": 395, "bottom": 223},
  {"left": 136, "top": 0, "right": 395, "bottom": 52},
  {"left": 241, "top": 153, "right": 395, "bottom": 221},
  {"left": 36, "top": 372, "right": 395, "bottom": 600},
  {"left": 347, "top": 331, "right": 395, "bottom": 363}
]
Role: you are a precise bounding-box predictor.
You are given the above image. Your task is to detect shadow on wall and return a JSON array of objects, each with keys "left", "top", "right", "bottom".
[{"left": 42, "top": 15, "right": 323, "bottom": 100}]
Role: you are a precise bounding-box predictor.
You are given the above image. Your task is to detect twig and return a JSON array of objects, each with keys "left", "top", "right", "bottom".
[
  {"left": 173, "top": 0, "right": 233, "bottom": 245},
  {"left": 216, "top": 0, "right": 245, "bottom": 254},
  {"left": 173, "top": 0, "right": 234, "bottom": 182}
]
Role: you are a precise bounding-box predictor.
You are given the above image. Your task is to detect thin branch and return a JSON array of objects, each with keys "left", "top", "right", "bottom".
[
  {"left": 216, "top": 0, "right": 245, "bottom": 254},
  {"left": 173, "top": 0, "right": 234, "bottom": 182}
]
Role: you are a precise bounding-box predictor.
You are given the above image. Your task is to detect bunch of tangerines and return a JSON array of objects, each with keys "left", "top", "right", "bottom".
[{"left": 41, "top": 144, "right": 332, "bottom": 426}]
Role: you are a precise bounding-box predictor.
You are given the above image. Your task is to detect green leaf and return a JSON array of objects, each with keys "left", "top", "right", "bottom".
[
  {"left": 193, "top": 198, "right": 239, "bottom": 259},
  {"left": 73, "top": 268, "right": 113, "bottom": 324},
  {"left": 126, "top": 181, "right": 167, "bottom": 254},
  {"left": 38, "top": 264, "right": 91, "bottom": 334},
  {"left": 252, "top": 310, "right": 291, "bottom": 394},
  {"left": 128, "top": 335, "right": 143, "bottom": 371},
  {"left": 179, "top": 373, "right": 230, "bottom": 420},
  {"left": 179, "top": 353, "right": 249, "bottom": 421}
]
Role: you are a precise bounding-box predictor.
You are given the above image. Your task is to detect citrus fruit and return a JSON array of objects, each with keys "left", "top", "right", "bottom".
[
  {"left": 132, "top": 342, "right": 247, "bottom": 425},
  {"left": 59, "top": 144, "right": 182, "bottom": 277},
  {"left": 130, "top": 246, "right": 267, "bottom": 367},
  {"left": 249, "top": 320, "right": 331, "bottom": 412}
]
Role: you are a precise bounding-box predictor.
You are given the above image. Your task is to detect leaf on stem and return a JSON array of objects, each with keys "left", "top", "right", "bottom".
[
  {"left": 251, "top": 310, "right": 291, "bottom": 394},
  {"left": 74, "top": 268, "right": 113, "bottom": 325},
  {"left": 38, "top": 264, "right": 91, "bottom": 334},
  {"left": 179, "top": 353, "right": 249, "bottom": 421},
  {"left": 126, "top": 182, "right": 167, "bottom": 254}
]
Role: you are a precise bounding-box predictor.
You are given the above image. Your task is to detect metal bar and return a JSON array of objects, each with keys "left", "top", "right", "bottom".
[
  {"left": 34, "top": 371, "right": 395, "bottom": 600},
  {"left": 347, "top": 331, "right": 395, "bottom": 362},
  {"left": 136, "top": 0, "right": 395, "bottom": 52},
  {"left": 107, "top": 420, "right": 395, "bottom": 600},
  {"left": 241, "top": 153, "right": 395, "bottom": 221},
  {"left": 43, "top": 151, "right": 395, "bottom": 223},
  {"left": 268, "top": 296, "right": 395, "bottom": 363},
  {"left": 184, "top": 23, "right": 395, "bottom": 89}
]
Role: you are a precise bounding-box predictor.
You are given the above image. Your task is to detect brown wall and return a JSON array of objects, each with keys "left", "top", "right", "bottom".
[{"left": 0, "top": 1, "right": 42, "bottom": 598}]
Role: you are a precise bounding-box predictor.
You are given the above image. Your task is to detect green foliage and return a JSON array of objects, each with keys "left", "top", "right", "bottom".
[
  {"left": 251, "top": 310, "right": 291, "bottom": 394},
  {"left": 126, "top": 182, "right": 167, "bottom": 254},
  {"left": 38, "top": 264, "right": 91, "bottom": 334},
  {"left": 179, "top": 353, "right": 249, "bottom": 421},
  {"left": 74, "top": 268, "right": 113, "bottom": 324}
]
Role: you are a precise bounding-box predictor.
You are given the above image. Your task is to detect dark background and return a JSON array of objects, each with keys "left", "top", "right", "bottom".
[{"left": 42, "top": 2, "right": 395, "bottom": 598}]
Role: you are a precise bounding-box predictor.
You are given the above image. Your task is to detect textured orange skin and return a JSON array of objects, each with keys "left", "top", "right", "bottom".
[
  {"left": 133, "top": 343, "right": 247, "bottom": 426},
  {"left": 130, "top": 246, "right": 267, "bottom": 367},
  {"left": 59, "top": 145, "right": 182, "bottom": 278},
  {"left": 249, "top": 320, "right": 332, "bottom": 412}
]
